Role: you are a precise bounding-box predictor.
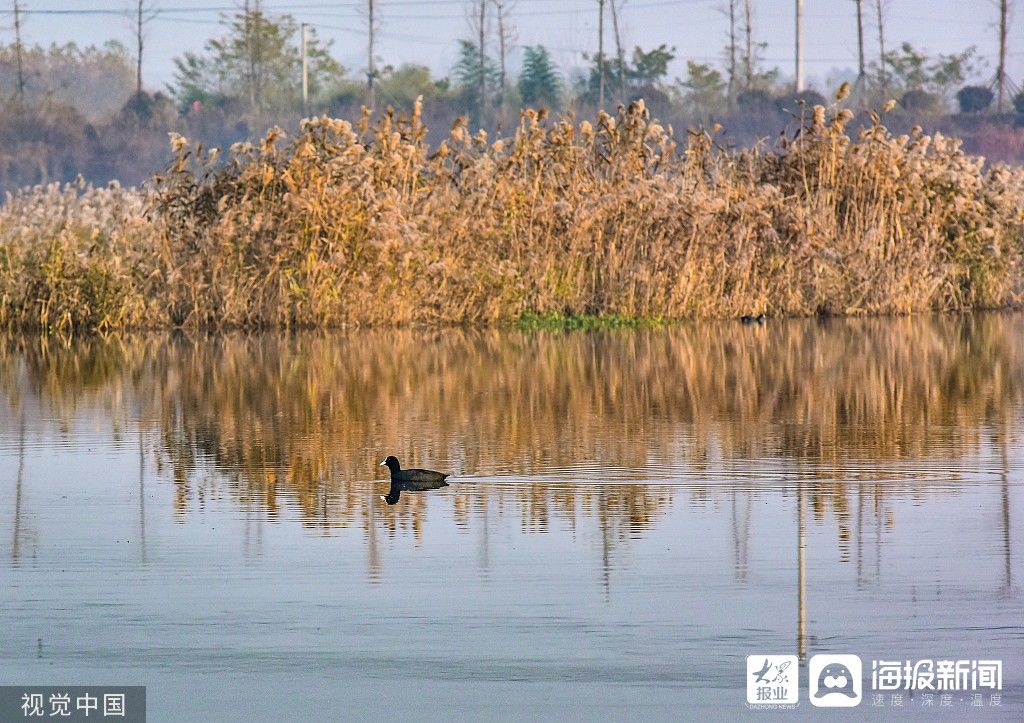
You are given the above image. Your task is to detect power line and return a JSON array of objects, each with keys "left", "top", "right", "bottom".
[{"left": 6, "top": 0, "right": 716, "bottom": 18}]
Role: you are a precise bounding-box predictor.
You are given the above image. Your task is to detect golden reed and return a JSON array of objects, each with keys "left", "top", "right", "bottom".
[{"left": 1, "top": 90, "right": 1023, "bottom": 331}]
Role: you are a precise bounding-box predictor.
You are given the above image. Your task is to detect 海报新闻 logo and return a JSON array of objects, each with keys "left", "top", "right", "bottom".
[{"left": 809, "top": 654, "right": 863, "bottom": 707}]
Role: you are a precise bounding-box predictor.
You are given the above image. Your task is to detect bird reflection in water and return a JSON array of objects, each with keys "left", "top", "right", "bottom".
[{"left": 379, "top": 455, "right": 450, "bottom": 505}]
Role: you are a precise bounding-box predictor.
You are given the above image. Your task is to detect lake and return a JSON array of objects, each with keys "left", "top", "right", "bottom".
[{"left": 1, "top": 315, "right": 1021, "bottom": 720}]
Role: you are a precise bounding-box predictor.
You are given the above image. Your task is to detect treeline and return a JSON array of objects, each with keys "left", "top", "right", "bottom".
[{"left": 1, "top": 7, "right": 1024, "bottom": 194}]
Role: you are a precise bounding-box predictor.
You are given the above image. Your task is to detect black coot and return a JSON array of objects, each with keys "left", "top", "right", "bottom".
[{"left": 379, "top": 455, "right": 450, "bottom": 505}]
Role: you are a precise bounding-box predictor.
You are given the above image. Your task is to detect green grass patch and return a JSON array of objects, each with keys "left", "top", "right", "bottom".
[{"left": 515, "top": 311, "right": 670, "bottom": 331}]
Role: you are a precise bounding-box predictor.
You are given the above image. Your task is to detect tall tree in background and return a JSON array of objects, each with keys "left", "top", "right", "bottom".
[
  {"left": 518, "top": 44, "right": 561, "bottom": 108},
  {"left": 12, "top": 1, "right": 25, "bottom": 100},
  {"left": 466, "top": 0, "right": 489, "bottom": 124},
  {"left": 874, "top": 0, "right": 887, "bottom": 90},
  {"left": 170, "top": 11, "right": 342, "bottom": 113},
  {"left": 610, "top": 0, "right": 627, "bottom": 96},
  {"left": 630, "top": 43, "right": 675, "bottom": 86},
  {"left": 0, "top": 41, "right": 137, "bottom": 118},
  {"left": 597, "top": 0, "right": 606, "bottom": 108},
  {"left": 366, "top": 0, "right": 377, "bottom": 109},
  {"left": 742, "top": 0, "right": 754, "bottom": 90},
  {"left": 493, "top": 0, "right": 516, "bottom": 112},
  {"left": 729, "top": 0, "right": 774, "bottom": 93},
  {"left": 580, "top": 43, "right": 673, "bottom": 105},
  {"left": 722, "top": 0, "right": 740, "bottom": 100},
  {"left": 131, "top": 0, "right": 158, "bottom": 94},
  {"left": 453, "top": 38, "right": 498, "bottom": 126},
  {"left": 242, "top": 0, "right": 262, "bottom": 109},
  {"left": 995, "top": 0, "right": 1010, "bottom": 111},
  {"left": 854, "top": 0, "right": 866, "bottom": 90},
  {"left": 871, "top": 42, "right": 977, "bottom": 108},
  {"left": 679, "top": 60, "right": 727, "bottom": 115}
]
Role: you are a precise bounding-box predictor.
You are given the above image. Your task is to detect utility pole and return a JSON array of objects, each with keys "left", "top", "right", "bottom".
[
  {"left": 367, "top": 0, "right": 376, "bottom": 109},
  {"left": 854, "top": 0, "right": 865, "bottom": 90},
  {"left": 12, "top": 1, "right": 25, "bottom": 101},
  {"left": 794, "top": 0, "right": 804, "bottom": 92},
  {"left": 301, "top": 22, "right": 308, "bottom": 114},
  {"left": 598, "top": 0, "right": 605, "bottom": 108},
  {"left": 996, "top": 0, "right": 1008, "bottom": 112}
]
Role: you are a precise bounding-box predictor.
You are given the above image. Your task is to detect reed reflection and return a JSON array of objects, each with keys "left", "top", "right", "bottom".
[{"left": 0, "top": 314, "right": 1021, "bottom": 571}]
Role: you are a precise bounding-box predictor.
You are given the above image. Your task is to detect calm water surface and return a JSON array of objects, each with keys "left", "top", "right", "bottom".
[{"left": 1, "top": 316, "right": 1022, "bottom": 720}]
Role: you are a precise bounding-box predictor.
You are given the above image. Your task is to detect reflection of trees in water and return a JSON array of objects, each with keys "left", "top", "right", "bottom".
[{"left": 1, "top": 315, "right": 1022, "bottom": 554}]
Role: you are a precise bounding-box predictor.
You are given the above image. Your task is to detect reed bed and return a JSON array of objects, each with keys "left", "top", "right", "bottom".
[{"left": 2, "top": 91, "right": 1024, "bottom": 331}]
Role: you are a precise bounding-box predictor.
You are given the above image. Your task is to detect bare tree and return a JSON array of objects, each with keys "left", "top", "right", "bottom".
[
  {"left": 722, "top": 0, "right": 740, "bottom": 100},
  {"left": 795, "top": 0, "right": 804, "bottom": 91},
  {"left": 467, "top": 0, "right": 490, "bottom": 124},
  {"left": 130, "top": 0, "right": 159, "bottom": 95},
  {"left": 742, "top": 0, "right": 754, "bottom": 90},
  {"left": 995, "top": 0, "right": 1010, "bottom": 111},
  {"left": 242, "top": 0, "right": 265, "bottom": 110},
  {"left": 243, "top": 0, "right": 254, "bottom": 107},
  {"left": 874, "top": 0, "right": 887, "bottom": 91},
  {"left": 362, "top": 0, "right": 374, "bottom": 109},
  {"left": 610, "top": 0, "right": 627, "bottom": 97},
  {"left": 301, "top": 22, "right": 308, "bottom": 113},
  {"left": 493, "top": 0, "right": 516, "bottom": 111},
  {"left": 479, "top": 0, "right": 487, "bottom": 115},
  {"left": 597, "top": 0, "right": 606, "bottom": 108},
  {"left": 12, "top": 1, "right": 25, "bottom": 101},
  {"left": 854, "top": 0, "right": 866, "bottom": 89}
]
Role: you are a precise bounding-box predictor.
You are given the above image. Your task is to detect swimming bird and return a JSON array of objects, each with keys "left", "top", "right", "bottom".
[
  {"left": 378, "top": 456, "right": 450, "bottom": 505},
  {"left": 740, "top": 313, "right": 766, "bottom": 325}
]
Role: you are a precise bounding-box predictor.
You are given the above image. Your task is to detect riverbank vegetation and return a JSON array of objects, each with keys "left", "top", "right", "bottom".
[{"left": 1, "top": 90, "right": 1022, "bottom": 332}]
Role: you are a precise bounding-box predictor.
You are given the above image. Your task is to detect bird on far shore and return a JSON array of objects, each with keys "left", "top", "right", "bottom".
[{"left": 378, "top": 455, "right": 450, "bottom": 505}]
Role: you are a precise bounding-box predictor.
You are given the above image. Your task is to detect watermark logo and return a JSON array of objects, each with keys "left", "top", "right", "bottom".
[
  {"left": 0, "top": 687, "right": 144, "bottom": 722},
  {"left": 809, "top": 654, "right": 863, "bottom": 707},
  {"left": 867, "top": 659, "right": 1003, "bottom": 708},
  {"left": 743, "top": 654, "right": 1003, "bottom": 709},
  {"left": 746, "top": 655, "right": 799, "bottom": 706},
  {"left": 871, "top": 659, "right": 1002, "bottom": 692}
]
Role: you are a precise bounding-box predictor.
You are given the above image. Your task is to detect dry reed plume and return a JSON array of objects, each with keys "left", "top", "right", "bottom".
[{"left": 2, "top": 91, "right": 1024, "bottom": 331}]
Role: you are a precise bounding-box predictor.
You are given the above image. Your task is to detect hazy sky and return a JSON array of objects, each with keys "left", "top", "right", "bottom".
[{"left": 6, "top": 0, "right": 1022, "bottom": 93}]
